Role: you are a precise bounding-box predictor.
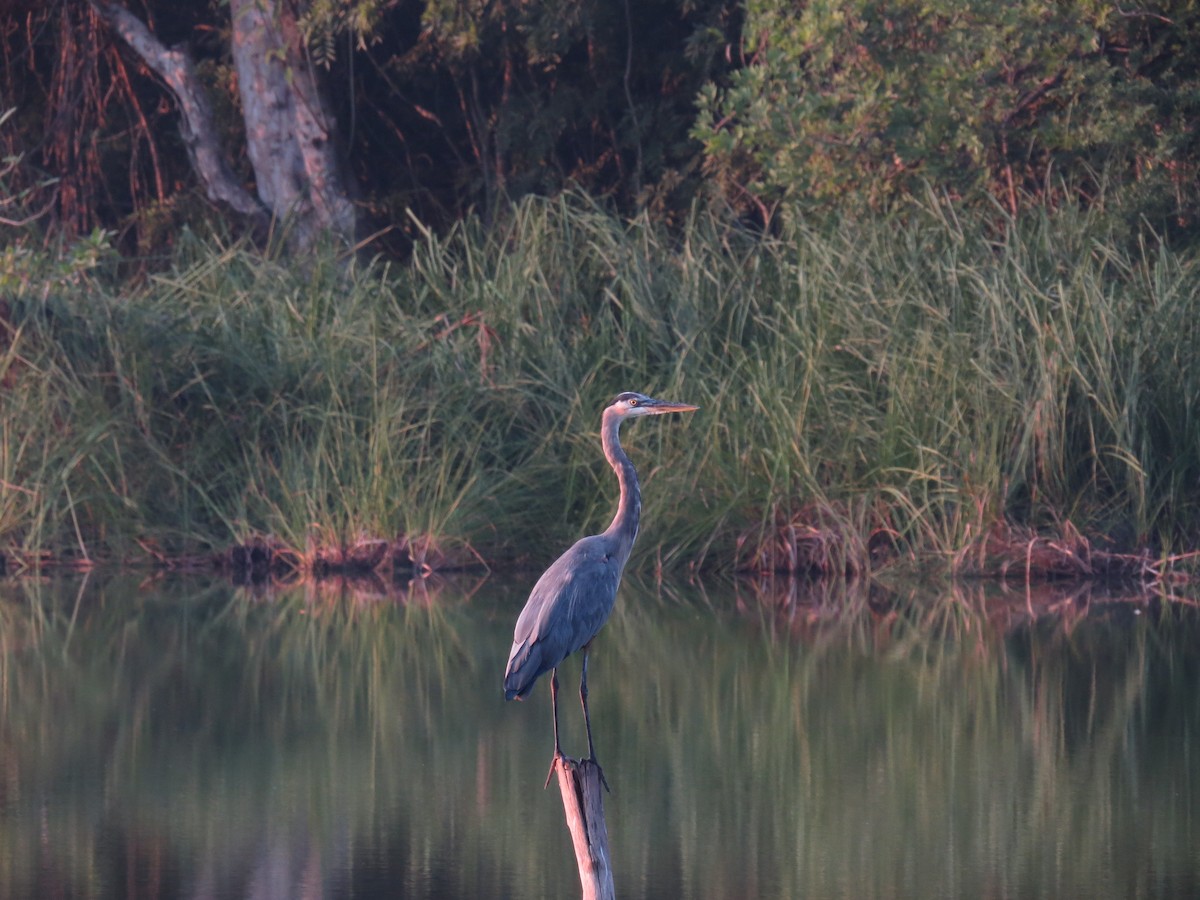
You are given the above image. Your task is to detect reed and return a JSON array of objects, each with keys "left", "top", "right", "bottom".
[{"left": 2, "top": 196, "right": 1199, "bottom": 576}]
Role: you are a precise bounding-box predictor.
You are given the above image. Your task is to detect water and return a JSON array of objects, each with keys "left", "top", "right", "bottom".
[{"left": 1, "top": 574, "right": 1197, "bottom": 899}]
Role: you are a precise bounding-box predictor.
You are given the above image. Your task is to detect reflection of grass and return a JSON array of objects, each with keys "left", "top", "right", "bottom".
[
  {"left": 589, "top": 578, "right": 1200, "bottom": 899},
  {"left": 0, "top": 575, "right": 495, "bottom": 898},
  {"left": 2, "top": 576, "right": 1198, "bottom": 899}
]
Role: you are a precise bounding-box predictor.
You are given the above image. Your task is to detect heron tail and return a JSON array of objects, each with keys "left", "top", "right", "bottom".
[
  {"left": 504, "top": 672, "right": 533, "bottom": 701},
  {"left": 503, "top": 642, "right": 541, "bottom": 701}
]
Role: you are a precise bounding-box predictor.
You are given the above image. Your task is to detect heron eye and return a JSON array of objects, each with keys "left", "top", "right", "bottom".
[{"left": 628, "top": 398, "right": 638, "bottom": 407}]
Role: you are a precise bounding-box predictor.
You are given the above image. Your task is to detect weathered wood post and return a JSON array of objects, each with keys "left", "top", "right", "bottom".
[{"left": 552, "top": 757, "right": 615, "bottom": 900}]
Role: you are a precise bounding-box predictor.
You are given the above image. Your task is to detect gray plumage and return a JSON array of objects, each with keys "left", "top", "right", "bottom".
[
  {"left": 503, "top": 537, "right": 624, "bottom": 700},
  {"left": 503, "top": 391, "right": 697, "bottom": 781}
]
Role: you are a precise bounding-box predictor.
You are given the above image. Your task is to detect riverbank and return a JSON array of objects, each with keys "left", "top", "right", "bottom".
[{"left": 3, "top": 195, "right": 1199, "bottom": 583}]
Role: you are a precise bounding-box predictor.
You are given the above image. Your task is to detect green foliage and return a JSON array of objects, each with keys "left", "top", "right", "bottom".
[
  {"left": 7, "top": 0, "right": 1200, "bottom": 250},
  {"left": 4, "top": 197, "right": 1200, "bottom": 572},
  {"left": 0, "top": 230, "right": 121, "bottom": 560},
  {"left": 694, "top": 0, "right": 1200, "bottom": 229},
  {"left": 0, "top": 228, "right": 117, "bottom": 295},
  {"left": 300, "top": 0, "right": 387, "bottom": 67}
]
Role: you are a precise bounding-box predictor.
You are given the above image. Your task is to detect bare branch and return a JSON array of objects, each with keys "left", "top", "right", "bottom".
[{"left": 89, "top": 0, "right": 267, "bottom": 222}]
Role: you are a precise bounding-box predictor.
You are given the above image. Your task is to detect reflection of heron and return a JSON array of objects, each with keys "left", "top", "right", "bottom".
[{"left": 504, "top": 392, "right": 698, "bottom": 785}]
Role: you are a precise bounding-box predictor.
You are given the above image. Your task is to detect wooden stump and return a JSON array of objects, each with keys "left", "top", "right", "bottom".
[{"left": 552, "top": 756, "right": 615, "bottom": 900}]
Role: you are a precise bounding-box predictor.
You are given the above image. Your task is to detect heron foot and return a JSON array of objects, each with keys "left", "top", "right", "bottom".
[
  {"left": 543, "top": 751, "right": 568, "bottom": 789},
  {"left": 543, "top": 753, "right": 610, "bottom": 792},
  {"left": 584, "top": 756, "right": 611, "bottom": 793}
]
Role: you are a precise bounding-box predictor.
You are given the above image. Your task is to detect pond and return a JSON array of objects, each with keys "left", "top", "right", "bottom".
[{"left": 1, "top": 574, "right": 1197, "bottom": 899}]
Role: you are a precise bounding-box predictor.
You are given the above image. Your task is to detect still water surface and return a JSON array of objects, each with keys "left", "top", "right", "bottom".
[{"left": 1, "top": 574, "right": 1197, "bottom": 899}]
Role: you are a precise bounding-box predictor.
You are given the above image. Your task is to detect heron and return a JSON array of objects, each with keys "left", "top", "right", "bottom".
[{"left": 504, "top": 391, "right": 698, "bottom": 787}]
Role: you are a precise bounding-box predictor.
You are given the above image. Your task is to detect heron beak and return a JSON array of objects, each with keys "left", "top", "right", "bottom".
[{"left": 644, "top": 398, "right": 699, "bottom": 414}]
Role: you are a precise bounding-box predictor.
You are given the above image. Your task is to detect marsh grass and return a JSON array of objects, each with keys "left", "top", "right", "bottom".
[{"left": 3, "top": 195, "right": 1200, "bottom": 578}]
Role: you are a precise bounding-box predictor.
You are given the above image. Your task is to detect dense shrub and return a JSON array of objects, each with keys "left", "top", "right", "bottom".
[{"left": 694, "top": 0, "right": 1200, "bottom": 234}]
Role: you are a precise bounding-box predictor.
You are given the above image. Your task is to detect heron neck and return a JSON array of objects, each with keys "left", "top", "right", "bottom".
[{"left": 601, "top": 409, "right": 641, "bottom": 556}]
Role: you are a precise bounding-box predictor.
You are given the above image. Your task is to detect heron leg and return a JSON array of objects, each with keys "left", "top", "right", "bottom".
[
  {"left": 580, "top": 648, "right": 595, "bottom": 757},
  {"left": 579, "top": 646, "right": 610, "bottom": 792},
  {"left": 544, "top": 668, "right": 564, "bottom": 788}
]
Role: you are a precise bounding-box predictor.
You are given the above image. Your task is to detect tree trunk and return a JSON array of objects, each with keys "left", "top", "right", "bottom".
[
  {"left": 228, "top": 0, "right": 357, "bottom": 250},
  {"left": 92, "top": 0, "right": 357, "bottom": 252}
]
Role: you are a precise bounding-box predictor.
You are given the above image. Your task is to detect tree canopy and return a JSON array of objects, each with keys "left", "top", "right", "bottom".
[
  {"left": 2, "top": 0, "right": 1198, "bottom": 253},
  {"left": 695, "top": 0, "right": 1200, "bottom": 230}
]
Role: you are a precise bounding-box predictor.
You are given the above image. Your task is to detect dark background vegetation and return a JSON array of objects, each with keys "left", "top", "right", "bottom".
[
  {"left": 3, "top": 0, "right": 1198, "bottom": 251},
  {"left": 2, "top": 0, "right": 740, "bottom": 252}
]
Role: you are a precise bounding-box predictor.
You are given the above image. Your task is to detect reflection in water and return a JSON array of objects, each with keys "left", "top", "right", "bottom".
[{"left": 0, "top": 574, "right": 1197, "bottom": 899}]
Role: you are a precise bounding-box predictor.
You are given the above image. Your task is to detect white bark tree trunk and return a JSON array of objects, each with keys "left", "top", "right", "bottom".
[
  {"left": 228, "top": 0, "right": 357, "bottom": 250},
  {"left": 91, "top": 0, "right": 357, "bottom": 251}
]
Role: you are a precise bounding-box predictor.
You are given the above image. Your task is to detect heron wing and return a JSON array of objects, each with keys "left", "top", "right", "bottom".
[{"left": 504, "top": 536, "right": 623, "bottom": 699}]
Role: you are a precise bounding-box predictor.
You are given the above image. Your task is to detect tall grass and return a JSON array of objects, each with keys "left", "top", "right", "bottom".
[{"left": 2, "top": 195, "right": 1199, "bottom": 574}]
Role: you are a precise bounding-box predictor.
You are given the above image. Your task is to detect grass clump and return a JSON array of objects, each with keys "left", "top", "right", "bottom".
[{"left": 2, "top": 195, "right": 1199, "bottom": 579}]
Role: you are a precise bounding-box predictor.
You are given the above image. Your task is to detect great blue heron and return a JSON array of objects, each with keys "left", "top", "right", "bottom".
[{"left": 504, "top": 391, "right": 698, "bottom": 786}]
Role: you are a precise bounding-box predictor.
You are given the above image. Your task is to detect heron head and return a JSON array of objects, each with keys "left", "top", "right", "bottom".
[{"left": 609, "top": 391, "right": 699, "bottom": 418}]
